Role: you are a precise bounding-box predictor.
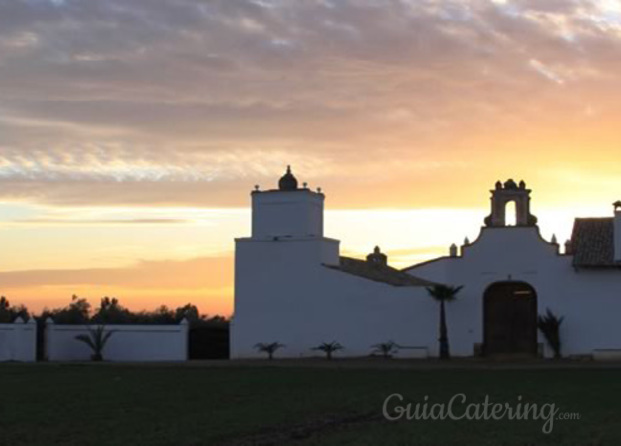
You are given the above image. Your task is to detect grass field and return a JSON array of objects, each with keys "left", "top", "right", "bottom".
[{"left": 1, "top": 361, "right": 620, "bottom": 445}]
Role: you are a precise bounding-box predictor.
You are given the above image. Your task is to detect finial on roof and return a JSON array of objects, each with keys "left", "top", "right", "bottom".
[
  {"left": 613, "top": 200, "right": 621, "bottom": 212},
  {"left": 366, "top": 246, "right": 387, "bottom": 267},
  {"left": 449, "top": 243, "right": 458, "bottom": 257},
  {"left": 504, "top": 179, "right": 517, "bottom": 189},
  {"left": 464, "top": 237, "right": 470, "bottom": 245},
  {"left": 551, "top": 234, "right": 558, "bottom": 244},
  {"left": 278, "top": 165, "right": 298, "bottom": 191}
]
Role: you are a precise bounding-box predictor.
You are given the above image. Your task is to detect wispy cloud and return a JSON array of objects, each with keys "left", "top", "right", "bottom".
[
  {"left": 0, "top": 0, "right": 620, "bottom": 207},
  {"left": 529, "top": 59, "right": 565, "bottom": 84},
  {"left": 0, "top": 255, "right": 235, "bottom": 314},
  {"left": 0, "top": 255, "right": 233, "bottom": 289},
  {"left": 12, "top": 218, "right": 190, "bottom": 225},
  {"left": 2, "top": 0, "right": 621, "bottom": 315}
]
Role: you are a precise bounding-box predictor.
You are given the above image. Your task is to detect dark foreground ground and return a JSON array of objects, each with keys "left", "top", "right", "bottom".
[{"left": 1, "top": 360, "right": 620, "bottom": 446}]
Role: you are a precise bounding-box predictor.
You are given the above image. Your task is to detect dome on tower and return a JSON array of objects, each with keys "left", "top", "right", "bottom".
[{"left": 278, "top": 165, "right": 298, "bottom": 191}]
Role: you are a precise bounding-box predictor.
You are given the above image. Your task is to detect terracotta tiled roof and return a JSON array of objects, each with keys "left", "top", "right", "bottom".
[
  {"left": 570, "top": 218, "right": 620, "bottom": 267},
  {"left": 324, "top": 256, "right": 437, "bottom": 287},
  {"left": 402, "top": 256, "right": 452, "bottom": 272}
]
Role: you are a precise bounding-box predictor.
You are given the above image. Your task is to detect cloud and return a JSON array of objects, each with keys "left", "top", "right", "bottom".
[
  {"left": 12, "top": 218, "right": 190, "bottom": 225},
  {"left": 0, "top": 0, "right": 620, "bottom": 207},
  {"left": 529, "top": 59, "right": 565, "bottom": 84},
  {"left": 0, "top": 255, "right": 233, "bottom": 289},
  {"left": 0, "top": 253, "right": 235, "bottom": 314}
]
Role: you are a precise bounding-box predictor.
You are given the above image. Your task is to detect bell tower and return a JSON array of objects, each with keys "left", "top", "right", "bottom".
[
  {"left": 251, "top": 166, "right": 324, "bottom": 239},
  {"left": 484, "top": 179, "right": 537, "bottom": 227}
]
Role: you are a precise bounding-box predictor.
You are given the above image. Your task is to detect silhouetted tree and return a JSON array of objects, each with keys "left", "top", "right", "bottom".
[
  {"left": 130, "top": 305, "right": 172, "bottom": 324},
  {"left": 92, "top": 297, "right": 132, "bottom": 324},
  {"left": 426, "top": 285, "right": 463, "bottom": 360},
  {"left": 207, "top": 315, "right": 228, "bottom": 324},
  {"left": 254, "top": 342, "right": 285, "bottom": 360},
  {"left": 0, "top": 296, "right": 30, "bottom": 323},
  {"left": 44, "top": 295, "right": 91, "bottom": 324},
  {"left": 312, "top": 341, "right": 343, "bottom": 360},
  {"left": 34, "top": 294, "right": 228, "bottom": 327},
  {"left": 152, "top": 305, "right": 176, "bottom": 323},
  {"left": 371, "top": 341, "right": 398, "bottom": 359},
  {"left": 0, "top": 296, "right": 9, "bottom": 315},
  {"left": 175, "top": 303, "right": 200, "bottom": 323}
]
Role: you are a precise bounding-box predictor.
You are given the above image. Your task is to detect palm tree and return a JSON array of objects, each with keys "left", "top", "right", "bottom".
[
  {"left": 426, "top": 285, "right": 463, "bottom": 360},
  {"left": 311, "top": 341, "right": 343, "bottom": 360},
  {"left": 75, "top": 325, "right": 116, "bottom": 361},
  {"left": 537, "top": 309, "right": 564, "bottom": 359},
  {"left": 371, "top": 341, "right": 398, "bottom": 358},
  {"left": 253, "top": 342, "right": 285, "bottom": 360}
]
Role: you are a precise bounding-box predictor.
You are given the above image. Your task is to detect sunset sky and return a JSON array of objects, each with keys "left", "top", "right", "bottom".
[{"left": 1, "top": 0, "right": 621, "bottom": 316}]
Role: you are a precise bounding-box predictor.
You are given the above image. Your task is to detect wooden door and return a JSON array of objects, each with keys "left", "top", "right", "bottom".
[{"left": 484, "top": 282, "right": 537, "bottom": 356}]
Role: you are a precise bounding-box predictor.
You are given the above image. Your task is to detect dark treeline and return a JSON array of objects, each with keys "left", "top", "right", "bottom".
[
  {"left": 1, "top": 295, "right": 231, "bottom": 359},
  {"left": 0, "top": 295, "right": 228, "bottom": 327},
  {"left": 0, "top": 296, "right": 29, "bottom": 323}
]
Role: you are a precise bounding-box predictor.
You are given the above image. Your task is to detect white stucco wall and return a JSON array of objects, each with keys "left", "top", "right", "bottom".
[
  {"left": 233, "top": 223, "right": 621, "bottom": 359},
  {"left": 232, "top": 237, "right": 439, "bottom": 359},
  {"left": 252, "top": 190, "right": 324, "bottom": 239},
  {"left": 234, "top": 177, "right": 621, "bottom": 360},
  {"left": 0, "top": 318, "right": 37, "bottom": 362},
  {"left": 614, "top": 211, "right": 621, "bottom": 262},
  {"left": 45, "top": 321, "right": 189, "bottom": 362},
  {"left": 406, "top": 226, "right": 621, "bottom": 358}
]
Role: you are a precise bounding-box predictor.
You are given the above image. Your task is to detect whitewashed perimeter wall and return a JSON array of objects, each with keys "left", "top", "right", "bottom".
[
  {"left": 45, "top": 320, "right": 189, "bottom": 362},
  {"left": 0, "top": 317, "right": 37, "bottom": 362}
]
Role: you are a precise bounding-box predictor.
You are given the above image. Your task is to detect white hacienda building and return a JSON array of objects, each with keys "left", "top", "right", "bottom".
[{"left": 231, "top": 169, "right": 621, "bottom": 359}]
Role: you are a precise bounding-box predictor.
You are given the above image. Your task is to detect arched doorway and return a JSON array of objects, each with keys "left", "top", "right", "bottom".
[{"left": 483, "top": 281, "right": 537, "bottom": 356}]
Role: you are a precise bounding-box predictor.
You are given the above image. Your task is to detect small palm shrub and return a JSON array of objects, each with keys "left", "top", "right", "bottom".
[
  {"left": 75, "top": 325, "right": 116, "bottom": 361},
  {"left": 253, "top": 342, "right": 285, "bottom": 360},
  {"left": 311, "top": 341, "right": 343, "bottom": 360},
  {"left": 537, "top": 309, "right": 564, "bottom": 359},
  {"left": 371, "top": 341, "right": 398, "bottom": 359}
]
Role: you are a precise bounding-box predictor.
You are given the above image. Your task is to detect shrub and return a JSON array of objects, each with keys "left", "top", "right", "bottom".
[
  {"left": 371, "top": 341, "right": 398, "bottom": 359},
  {"left": 75, "top": 325, "right": 116, "bottom": 361},
  {"left": 311, "top": 341, "right": 343, "bottom": 360},
  {"left": 538, "top": 308, "right": 564, "bottom": 359},
  {"left": 253, "top": 342, "right": 285, "bottom": 360}
]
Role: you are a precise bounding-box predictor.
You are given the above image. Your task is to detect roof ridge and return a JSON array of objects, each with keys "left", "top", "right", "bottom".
[
  {"left": 323, "top": 256, "right": 437, "bottom": 287},
  {"left": 573, "top": 217, "right": 613, "bottom": 221}
]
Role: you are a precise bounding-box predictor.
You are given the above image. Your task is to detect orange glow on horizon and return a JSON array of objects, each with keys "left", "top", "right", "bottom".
[
  {"left": 1, "top": 0, "right": 621, "bottom": 316},
  {"left": 1, "top": 201, "right": 617, "bottom": 316}
]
